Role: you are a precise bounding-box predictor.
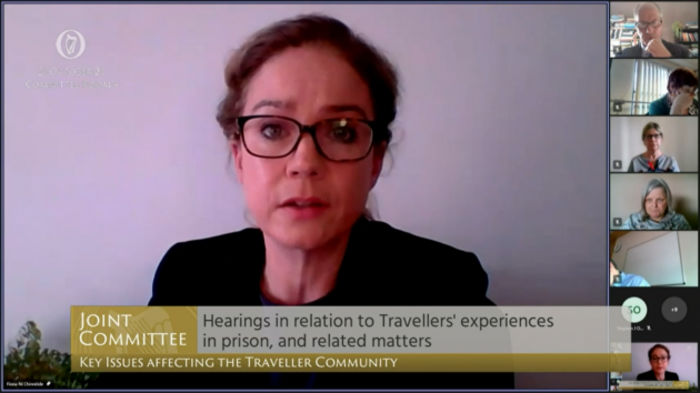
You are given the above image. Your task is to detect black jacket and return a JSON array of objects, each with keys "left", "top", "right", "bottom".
[
  {"left": 636, "top": 370, "right": 680, "bottom": 381},
  {"left": 90, "top": 218, "right": 515, "bottom": 389},
  {"left": 615, "top": 39, "right": 692, "bottom": 58}
]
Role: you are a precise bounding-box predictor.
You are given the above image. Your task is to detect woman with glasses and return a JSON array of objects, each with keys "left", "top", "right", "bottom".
[
  {"left": 620, "top": 178, "right": 691, "bottom": 230},
  {"left": 648, "top": 68, "right": 699, "bottom": 116},
  {"left": 636, "top": 344, "right": 680, "bottom": 381},
  {"left": 627, "top": 122, "right": 680, "bottom": 172},
  {"left": 91, "top": 14, "right": 513, "bottom": 390}
]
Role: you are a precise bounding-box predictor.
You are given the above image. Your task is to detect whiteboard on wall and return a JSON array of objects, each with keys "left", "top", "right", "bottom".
[{"left": 624, "top": 232, "right": 685, "bottom": 286}]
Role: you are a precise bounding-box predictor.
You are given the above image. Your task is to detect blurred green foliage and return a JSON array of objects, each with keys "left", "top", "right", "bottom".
[{"left": 3, "top": 321, "right": 100, "bottom": 389}]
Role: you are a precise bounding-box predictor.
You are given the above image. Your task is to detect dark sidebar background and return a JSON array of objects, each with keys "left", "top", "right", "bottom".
[{"left": 610, "top": 286, "right": 699, "bottom": 342}]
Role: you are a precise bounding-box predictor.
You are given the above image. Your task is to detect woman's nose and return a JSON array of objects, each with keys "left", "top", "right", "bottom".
[{"left": 286, "top": 134, "right": 324, "bottom": 177}]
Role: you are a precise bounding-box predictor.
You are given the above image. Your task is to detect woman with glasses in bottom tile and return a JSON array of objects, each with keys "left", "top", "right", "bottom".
[
  {"left": 637, "top": 344, "right": 680, "bottom": 381},
  {"left": 91, "top": 14, "right": 513, "bottom": 390},
  {"left": 620, "top": 178, "right": 691, "bottom": 230},
  {"left": 627, "top": 122, "right": 680, "bottom": 173}
]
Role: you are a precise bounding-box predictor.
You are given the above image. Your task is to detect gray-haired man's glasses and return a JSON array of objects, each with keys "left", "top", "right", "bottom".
[
  {"left": 234, "top": 115, "right": 386, "bottom": 162},
  {"left": 636, "top": 20, "right": 662, "bottom": 29}
]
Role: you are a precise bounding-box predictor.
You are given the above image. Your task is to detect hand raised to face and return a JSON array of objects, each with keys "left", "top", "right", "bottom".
[
  {"left": 644, "top": 39, "right": 671, "bottom": 58},
  {"left": 669, "top": 86, "right": 696, "bottom": 114}
]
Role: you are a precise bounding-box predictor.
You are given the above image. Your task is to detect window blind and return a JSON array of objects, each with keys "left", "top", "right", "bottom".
[{"left": 632, "top": 60, "right": 672, "bottom": 115}]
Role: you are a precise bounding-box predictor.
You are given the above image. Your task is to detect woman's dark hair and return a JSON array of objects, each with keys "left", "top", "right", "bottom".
[
  {"left": 648, "top": 344, "right": 671, "bottom": 361},
  {"left": 215, "top": 13, "right": 399, "bottom": 145},
  {"left": 667, "top": 68, "right": 698, "bottom": 91}
]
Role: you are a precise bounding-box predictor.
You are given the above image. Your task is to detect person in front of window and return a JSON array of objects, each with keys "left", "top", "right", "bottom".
[
  {"left": 90, "top": 14, "right": 514, "bottom": 390},
  {"left": 648, "top": 68, "right": 698, "bottom": 116},
  {"left": 627, "top": 122, "right": 680, "bottom": 173},
  {"left": 610, "top": 259, "right": 650, "bottom": 287},
  {"left": 637, "top": 344, "right": 680, "bottom": 381},
  {"left": 620, "top": 178, "right": 691, "bottom": 230},
  {"left": 616, "top": 2, "right": 692, "bottom": 58}
]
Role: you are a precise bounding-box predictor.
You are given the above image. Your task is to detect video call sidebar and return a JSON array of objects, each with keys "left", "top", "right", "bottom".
[
  {"left": 608, "top": 170, "right": 699, "bottom": 382},
  {"left": 608, "top": 11, "right": 700, "bottom": 387},
  {"left": 608, "top": 126, "right": 699, "bottom": 340}
]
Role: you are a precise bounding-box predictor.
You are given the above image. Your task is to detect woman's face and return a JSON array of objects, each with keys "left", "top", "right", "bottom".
[
  {"left": 232, "top": 45, "right": 384, "bottom": 250},
  {"left": 644, "top": 187, "right": 668, "bottom": 221},
  {"left": 649, "top": 347, "right": 669, "bottom": 374},
  {"left": 643, "top": 129, "right": 662, "bottom": 152}
]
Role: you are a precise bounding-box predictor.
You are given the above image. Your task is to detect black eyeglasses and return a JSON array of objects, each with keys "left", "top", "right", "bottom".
[
  {"left": 234, "top": 115, "right": 386, "bottom": 162},
  {"left": 636, "top": 19, "right": 662, "bottom": 29},
  {"left": 644, "top": 134, "right": 662, "bottom": 140}
]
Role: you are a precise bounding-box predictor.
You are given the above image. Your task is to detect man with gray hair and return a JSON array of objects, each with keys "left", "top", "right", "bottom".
[{"left": 616, "top": 2, "right": 692, "bottom": 58}]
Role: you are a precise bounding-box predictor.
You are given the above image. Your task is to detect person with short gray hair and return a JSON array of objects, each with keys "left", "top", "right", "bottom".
[
  {"left": 627, "top": 122, "right": 680, "bottom": 172},
  {"left": 620, "top": 178, "right": 691, "bottom": 229},
  {"left": 616, "top": 2, "right": 692, "bottom": 58}
]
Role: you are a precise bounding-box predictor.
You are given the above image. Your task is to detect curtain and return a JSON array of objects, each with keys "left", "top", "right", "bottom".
[{"left": 632, "top": 60, "right": 672, "bottom": 115}]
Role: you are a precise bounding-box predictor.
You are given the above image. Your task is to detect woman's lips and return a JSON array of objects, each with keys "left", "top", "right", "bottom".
[
  {"left": 279, "top": 197, "right": 329, "bottom": 219},
  {"left": 280, "top": 197, "right": 328, "bottom": 207}
]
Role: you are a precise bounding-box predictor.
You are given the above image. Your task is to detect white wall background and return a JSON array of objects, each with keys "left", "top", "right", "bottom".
[
  {"left": 610, "top": 117, "right": 699, "bottom": 173},
  {"left": 610, "top": 1, "right": 699, "bottom": 43},
  {"left": 3, "top": 3, "right": 608, "bottom": 389},
  {"left": 610, "top": 173, "right": 699, "bottom": 229},
  {"left": 622, "top": 343, "right": 698, "bottom": 385},
  {"left": 610, "top": 59, "right": 698, "bottom": 115},
  {"left": 612, "top": 231, "right": 698, "bottom": 287}
]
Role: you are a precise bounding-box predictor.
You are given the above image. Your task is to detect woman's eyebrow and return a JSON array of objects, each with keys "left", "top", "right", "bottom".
[
  {"left": 250, "top": 101, "right": 369, "bottom": 118},
  {"left": 251, "top": 99, "right": 292, "bottom": 112},
  {"left": 321, "top": 104, "right": 368, "bottom": 118}
]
